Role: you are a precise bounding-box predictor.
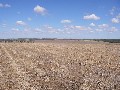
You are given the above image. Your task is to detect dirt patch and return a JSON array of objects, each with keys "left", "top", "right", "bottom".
[{"left": 0, "top": 42, "right": 120, "bottom": 90}]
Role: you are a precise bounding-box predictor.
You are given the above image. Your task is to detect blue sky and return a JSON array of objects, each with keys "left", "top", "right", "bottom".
[{"left": 0, "top": 0, "right": 120, "bottom": 39}]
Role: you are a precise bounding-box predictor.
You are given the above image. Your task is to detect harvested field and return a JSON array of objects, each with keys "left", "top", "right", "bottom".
[{"left": 0, "top": 41, "right": 120, "bottom": 90}]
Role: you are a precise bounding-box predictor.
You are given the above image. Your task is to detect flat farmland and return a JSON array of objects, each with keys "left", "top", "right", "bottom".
[{"left": 0, "top": 41, "right": 120, "bottom": 90}]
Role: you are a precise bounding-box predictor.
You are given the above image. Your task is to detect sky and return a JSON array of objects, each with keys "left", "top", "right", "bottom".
[{"left": 0, "top": 0, "right": 120, "bottom": 39}]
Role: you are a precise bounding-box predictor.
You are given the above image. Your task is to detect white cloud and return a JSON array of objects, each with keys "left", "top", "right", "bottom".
[
  {"left": 28, "top": 17, "right": 32, "bottom": 21},
  {"left": 111, "top": 14, "right": 120, "bottom": 23},
  {"left": 61, "top": 20, "right": 72, "bottom": 23},
  {"left": 24, "top": 28, "right": 30, "bottom": 32},
  {"left": 47, "top": 26, "right": 58, "bottom": 33},
  {"left": 63, "top": 25, "right": 92, "bottom": 31},
  {"left": 63, "top": 25, "right": 74, "bottom": 31},
  {"left": 34, "top": 28, "right": 42, "bottom": 33},
  {"left": 16, "top": 21, "right": 26, "bottom": 26},
  {"left": 90, "top": 23, "right": 95, "bottom": 26},
  {"left": 42, "top": 25, "right": 58, "bottom": 33},
  {"left": 2, "top": 24, "right": 7, "bottom": 28},
  {"left": 8, "top": 24, "right": 105, "bottom": 35},
  {"left": 34, "top": 5, "right": 46, "bottom": 15},
  {"left": 4, "top": 4, "right": 11, "bottom": 7},
  {"left": 12, "top": 28, "right": 19, "bottom": 32},
  {"left": 62, "top": 25, "right": 93, "bottom": 34},
  {"left": 0, "top": 3, "right": 3, "bottom": 7},
  {"left": 83, "top": 14, "right": 100, "bottom": 20},
  {"left": 75, "top": 26, "right": 87, "bottom": 30},
  {"left": 111, "top": 18, "right": 119, "bottom": 23},
  {"left": 0, "top": 3, "right": 11, "bottom": 8},
  {"left": 47, "top": 26, "right": 53, "bottom": 29},
  {"left": 62, "top": 25, "right": 75, "bottom": 34},
  {"left": 42, "top": 25, "right": 82, "bottom": 34},
  {"left": 98, "top": 24, "right": 109, "bottom": 28},
  {"left": 96, "top": 29, "right": 103, "bottom": 32},
  {"left": 89, "top": 30, "right": 94, "bottom": 33},
  {"left": 110, "top": 7, "right": 116, "bottom": 15},
  {"left": 116, "top": 13, "right": 120, "bottom": 19},
  {"left": 109, "top": 27, "right": 118, "bottom": 32},
  {"left": 87, "top": 27, "right": 93, "bottom": 31}
]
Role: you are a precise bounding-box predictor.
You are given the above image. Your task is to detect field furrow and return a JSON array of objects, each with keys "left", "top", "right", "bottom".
[{"left": 0, "top": 42, "right": 120, "bottom": 90}]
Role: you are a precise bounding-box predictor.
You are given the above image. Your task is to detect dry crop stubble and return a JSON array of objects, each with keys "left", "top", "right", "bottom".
[{"left": 0, "top": 41, "right": 120, "bottom": 90}]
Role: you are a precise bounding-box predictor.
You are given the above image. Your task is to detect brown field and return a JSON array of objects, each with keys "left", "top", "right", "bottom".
[{"left": 0, "top": 41, "right": 120, "bottom": 90}]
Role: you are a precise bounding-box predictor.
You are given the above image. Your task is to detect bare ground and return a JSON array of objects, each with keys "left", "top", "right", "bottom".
[{"left": 0, "top": 41, "right": 120, "bottom": 90}]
